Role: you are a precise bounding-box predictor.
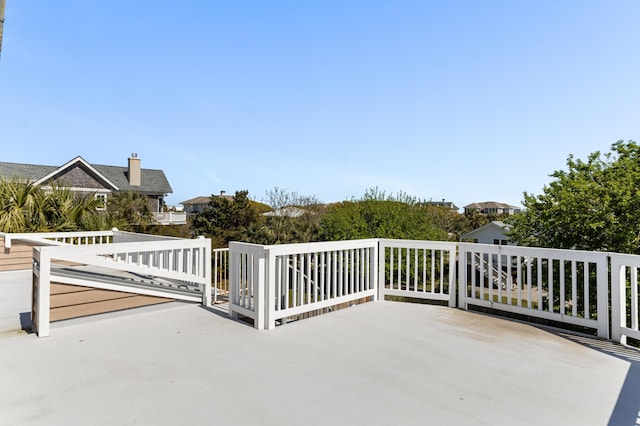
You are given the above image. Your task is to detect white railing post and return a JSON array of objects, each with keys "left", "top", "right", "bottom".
[
  {"left": 610, "top": 257, "right": 625, "bottom": 344},
  {"left": 266, "top": 249, "right": 277, "bottom": 330},
  {"left": 448, "top": 245, "right": 457, "bottom": 308},
  {"left": 458, "top": 244, "right": 468, "bottom": 310},
  {"left": 371, "top": 240, "right": 379, "bottom": 301},
  {"left": 33, "top": 247, "right": 51, "bottom": 338},
  {"left": 378, "top": 240, "right": 386, "bottom": 302},
  {"left": 596, "top": 256, "right": 609, "bottom": 339},
  {"left": 609, "top": 253, "right": 640, "bottom": 345},
  {"left": 199, "top": 236, "right": 212, "bottom": 307},
  {"left": 3, "top": 233, "right": 12, "bottom": 249},
  {"left": 254, "top": 250, "right": 266, "bottom": 330}
]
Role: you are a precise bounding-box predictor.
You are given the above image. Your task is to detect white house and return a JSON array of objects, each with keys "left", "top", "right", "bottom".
[{"left": 461, "top": 221, "right": 515, "bottom": 245}]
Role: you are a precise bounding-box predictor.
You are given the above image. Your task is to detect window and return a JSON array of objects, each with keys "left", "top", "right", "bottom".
[
  {"left": 493, "top": 239, "right": 500, "bottom": 245},
  {"left": 95, "top": 193, "right": 107, "bottom": 210}
]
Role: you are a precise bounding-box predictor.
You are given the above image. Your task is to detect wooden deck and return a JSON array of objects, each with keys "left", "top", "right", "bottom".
[{"left": 49, "top": 282, "right": 172, "bottom": 322}]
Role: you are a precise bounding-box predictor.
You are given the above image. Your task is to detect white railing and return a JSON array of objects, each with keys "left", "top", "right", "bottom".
[
  {"left": 458, "top": 243, "right": 609, "bottom": 338},
  {"left": 228, "top": 242, "right": 266, "bottom": 328},
  {"left": 1, "top": 230, "right": 115, "bottom": 248},
  {"left": 32, "top": 237, "right": 211, "bottom": 337},
  {"left": 266, "top": 239, "right": 378, "bottom": 329},
  {"left": 379, "top": 239, "right": 457, "bottom": 307},
  {"left": 228, "top": 239, "right": 378, "bottom": 330},
  {"left": 22, "top": 231, "right": 638, "bottom": 344},
  {"left": 153, "top": 212, "right": 187, "bottom": 225},
  {"left": 1, "top": 229, "right": 186, "bottom": 248},
  {"left": 611, "top": 253, "right": 640, "bottom": 344},
  {"left": 228, "top": 239, "right": 629, "bottom": 342}
]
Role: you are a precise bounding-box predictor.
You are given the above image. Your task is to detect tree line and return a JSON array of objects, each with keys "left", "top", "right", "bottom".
[{"left": 190, "top": 187, "right": 498, "bottom": 248}]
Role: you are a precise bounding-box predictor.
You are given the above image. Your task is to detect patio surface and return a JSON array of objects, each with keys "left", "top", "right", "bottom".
[{"left": 1, "top": 292, "right": 639, "bottom": 425}]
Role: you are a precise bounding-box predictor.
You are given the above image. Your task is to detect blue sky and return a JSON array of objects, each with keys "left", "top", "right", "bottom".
[{"left": 1, "top": 1, "right": 639, "bottom": 209}]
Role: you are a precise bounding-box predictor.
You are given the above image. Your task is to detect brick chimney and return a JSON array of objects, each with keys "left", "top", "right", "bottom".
[{"left": 128, "top": 153, "right": 141, "bottom": 186}]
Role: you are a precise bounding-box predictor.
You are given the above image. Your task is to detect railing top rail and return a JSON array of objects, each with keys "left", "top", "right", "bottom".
[
  {"left": 153, "top": 212, "right": 187, "bottom": 216},
  {"left": 229, "top": 239, "right": 379, "bottom": 257},
  {"left": 1, "top": 230, "right": 116, "bottom": 248},
  {"left": 609, "top": 251, "right": 640, "bottom": 266},
  {"left": 1, "top": 230, "right": 115, "bottom": 239},
  {"left": 379, "top": 238, "right": 457, "bottom": 249},
  {"left": 264, "top": 238, "right": 379, "bottom": 256},
  {"left": 35, "top": 238, "right": 210, "bottom": 257},
  {"left": 113, "top": 230, "right": 184, "bottom": 242},
  {"left": 229, "top": 241, "right": 266, "bottom": 257},
  {"left": 458, "top": 242, "right": 608, "bottom": 261}
]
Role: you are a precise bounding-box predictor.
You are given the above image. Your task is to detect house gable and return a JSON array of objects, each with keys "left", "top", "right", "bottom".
[{"left": 34, "top": 157, "right": 118, "bottom": 192}]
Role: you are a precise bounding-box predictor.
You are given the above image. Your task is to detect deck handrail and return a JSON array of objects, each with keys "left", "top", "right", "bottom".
[
  {"left": 32, "top": 236, "right": 211, "bottom": 337},
  {"left": 227, "top": 238, "right": 639, "bottom": 344},
  {"left": 1, "top": 230, "right": 116, "bottom": 249},
  {"left": 458, "top": 242, "right": 609, "bottom": 338},
  {"left": 22, "top": 232, "right": 640, "bottom": 345}
]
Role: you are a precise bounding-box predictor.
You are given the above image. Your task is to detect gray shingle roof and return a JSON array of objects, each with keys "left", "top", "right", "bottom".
[
  {"left": 93, "top": 164, "right": 172, "bottom": 195},
  {"left": 0, "top": 159, "right": 172, "bottom": 195},
  {"left": 0, "top": 162, "right": 54, "bottom": 182},
  {"left": 181, "top": 196, "right": 212, "bottom": 205}
]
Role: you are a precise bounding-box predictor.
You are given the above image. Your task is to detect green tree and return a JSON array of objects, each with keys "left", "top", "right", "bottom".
[
  {"left": 506, "top": 140, "right": 640, "bottom": 254},
  {"left": 259, "top": 187, "right": 324, "bottom": 244},
  {"left": 41, "top": 184, "right": 108, "bottom": 231},
  {"left": 423, "top": 205, "right": 474, "bottom": 241},
  {"left": 0, "top": 178, "right": 111, "bottom": 232},
  {"left": 0, "top": 178, "right": 41, "bottom": 232},
  {"left": 190, "top": 190, "right": 262, "bottom": 247},
  {"left": 107, "top": 191, "right": 154, "bottom": 232},
  {"left": 319, "top": 188, "right": 448, "bottom": 241}
]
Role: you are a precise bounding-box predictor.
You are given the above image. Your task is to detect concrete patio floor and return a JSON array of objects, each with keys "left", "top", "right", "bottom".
[{"left": 1, "top": 297, "right": 639, "bottom": 426}]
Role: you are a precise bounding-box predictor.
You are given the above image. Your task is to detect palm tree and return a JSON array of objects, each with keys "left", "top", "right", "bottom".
[
  {"left": 0, "top": 178, "right": 42, "bottom": 232},
  {"left": 42, "top": 184, "right": 108, "bottom": 231},
  {"left": 0, "top": 178, "right": 118, "bottom": 232}
]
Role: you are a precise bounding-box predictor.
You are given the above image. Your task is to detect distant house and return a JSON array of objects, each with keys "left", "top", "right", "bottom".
[
  {"left": 462, "top": 221, "right": 515, "bottom": 245},
  {"left": 0, "top": 155, "right": 172, "bottom": 214},
  {"left": 463, "top": 201, "right": 521, "bottom": 216},
  {"left": 181, "top": 196, "right": 212, "bottom": 214},
  {"left": 422, "top": 199, "right": 459, "bottom": 211},
  {"left": 181, "top": 191, "right": 234, "bottom": 214},
  {"left": 263, "top": 206, "right": 309, "bottom": 218}
]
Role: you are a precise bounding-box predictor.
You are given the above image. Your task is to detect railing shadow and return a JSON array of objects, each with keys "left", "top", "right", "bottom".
[
  {"left": 609, "top": 361, "right": 640, "bottom": 426},
  {"left": 19, "top": 312, "right": 33, "bottom": 333},
  {"left": 545, "top": 330, "right": 640, "bottom": 426}
]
